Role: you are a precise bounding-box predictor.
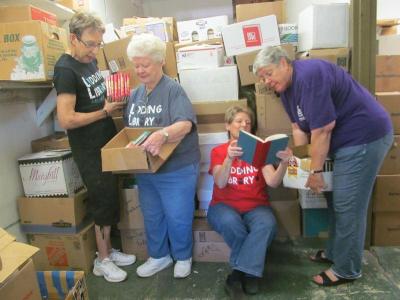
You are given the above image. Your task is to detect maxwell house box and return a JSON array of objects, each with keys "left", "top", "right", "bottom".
[
  {"left": 0, "top": 21, "right": 68, "bottom": 81},
  {"left": 18, "top": 150, "right": 84, "bottom": 197},
  {"left": 221, "top": 15, "right": 280, "bottom": 57},
  {"left": 177, "top": 15, "right": 228, "bottom": 43}
]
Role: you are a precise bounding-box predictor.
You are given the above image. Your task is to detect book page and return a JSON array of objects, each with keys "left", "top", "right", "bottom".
[
  {"left": 240, "top": 130, "right": 265, "bottom": 142},
  {"left": 264, "top": 133, "right": 288, "bottom": 142}
]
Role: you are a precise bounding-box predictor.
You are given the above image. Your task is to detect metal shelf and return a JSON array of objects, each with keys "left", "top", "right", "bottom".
[
  {"left": 0, "top": 81, "right": 53, "bottom": 91},
  {"left": 1, "top": 0, "right": 74, "bottom": 24}
]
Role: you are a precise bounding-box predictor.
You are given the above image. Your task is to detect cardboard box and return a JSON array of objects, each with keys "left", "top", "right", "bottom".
[
  {"left": 18, "top": 189, "right": 88, "bottom": 234},
  {"left": 121, "top": 20, "right": 172, "bottom": 42},
  {"left": 176, "top": 44, "right": 225, "bottom": 72},
  {"left": 118, "top": 188, "right": 145, "bottom": 229},
  {"left": 0, "top": 5, "right": 57, "bottom": 26},
  {"left": 298, "top": 3, "right": 349, "bottom": 52},
  {"left": 18, "top": 150, "right": 84, "bottom": 197},
  {"left": 28, "top": 223, "right": 96, "bottom": 273},
  {"left": 56, "top": 0, "right": 90, "bottom": 11},
  {"left": 177, "top": 15, "right": 228, "bottom": 43},
  {"left": 120, "top": 228, "right": 148, "bottom": 260},
  {"left": 377, "top": 34, "right": 400, "bottom": 55},
  {"left": 192, "top": 218, "right": 230, "bottom": 262},
  {"left": 297, "top": 48, "right": 350, "bottom": 72},
  {"left": 302, "top": 208, "right": 329, "bottom": 238},
  {"left": 0, "top": 21, "right": 68, "bottom": 81},
  {"left": 379, "top": 135, "right": 400, "bottom": 175},
  {"left": 179, "top": 65, "right": 239, "bottom": 102},
  {"left": 372, "top": 175, "right": 400, "bottom": 212},
  {"left": 375, "top": 92, "right": 400, "bottom": 134},
  {"left": 279, "top": 24, "right": 298, "bottom": 46},
  {"left": 236, "top": 1, "right": 285, "bottom": 23},
  {"left": 0, "top": 229, "right": 40, "bottom": 300},
  {"left": 268, "top": 184, "right": 298, "bottom": 202},
  {"left": 221, "top": 15, "right": 280, "bottom": 57},
  {"left": 123, "top": 16, "right": 177, "bottom": 42},
  {"left": 376, "top": 56, "right": 400, "bottom": 92},
  {"left": 236, "top": 44, "right": 295, "bottom": 86},
  {"left": 298, "top": 189, "right": 327, "bottom": 209},
  {"left": 101, "top": 128, "right": 179, "bottom": 173},
  {"left": 284, "top": 157, "right": 333, "bottom": 191},
  {"left": 255, "top": 92, "right": 292, "bottom": 135},
  {"left": 198, "top": 132, "right": 228, "bottom": 163},
  {"left": 96, "top": 47, "right": 108, "bottom": 71},
  {"left": 270, "top": 200, "right": 301, "bottom": 238},
  {"left": 373, "top": 212, "right": 400, "bottom": 246},
  {"left": 31, "top": 133, "right": 70, "bottom": 152},
  {"left": 192, "top": 99, "right": 247, "bottom": 133},
  {"left": 36, "top": 271, "right": 88, "bottom": 300}
]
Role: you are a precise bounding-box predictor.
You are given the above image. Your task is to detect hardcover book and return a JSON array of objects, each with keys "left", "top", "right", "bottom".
[{"left": 237, "top": 130, "right": 289, "bottom": 167}]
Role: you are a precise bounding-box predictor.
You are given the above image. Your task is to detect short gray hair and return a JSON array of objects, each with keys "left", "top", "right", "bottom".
[
  {"left": 69, "top": 12, "right": 105, "bottom": 37},
  {"left": 225, "top": 106, "right": 254, "bottom": 127},
  {"left": 127, "top": 33, "right": 166, "bottom": 63},
  {"left": 253, "top": 46, "right": 292, "bottom": 75}
]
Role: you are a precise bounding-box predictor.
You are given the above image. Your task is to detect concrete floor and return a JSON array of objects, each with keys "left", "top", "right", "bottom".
[{"left": 86, "top": 238, "right": 400, "bottom": 299}]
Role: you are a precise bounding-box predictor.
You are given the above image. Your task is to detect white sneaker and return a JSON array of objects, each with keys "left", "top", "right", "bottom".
[
  {"left": 174, "top": 258, "right": 192, "bottom": 278},
  {"left": 109, "top": 248, "right": 136, "bottom": 266},
  {"left": 93, "top": 258, "right": 127, "bottom": 282},
  {"left": 136, "top": 255, "right": 173, "bottom": 277}
]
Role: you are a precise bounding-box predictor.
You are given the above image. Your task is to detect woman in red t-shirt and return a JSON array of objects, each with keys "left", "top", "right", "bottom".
[{"left": 207, "top": 106, "right": 292, "bottom": 298}]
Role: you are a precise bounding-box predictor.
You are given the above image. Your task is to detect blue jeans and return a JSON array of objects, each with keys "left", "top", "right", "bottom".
[
  {"left": 324, "top": 133, "right": 393, "bottom": 279},
  {"left": 207, "top": 203, "right": 277, "bottom": 277},
  {"left": 136, "top": 163, "right": 199, "bottom": 260}
]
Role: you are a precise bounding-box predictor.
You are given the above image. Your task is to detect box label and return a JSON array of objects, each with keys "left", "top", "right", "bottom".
[{"left": 243, "top": 25, "right": 262, "bottom": 47}]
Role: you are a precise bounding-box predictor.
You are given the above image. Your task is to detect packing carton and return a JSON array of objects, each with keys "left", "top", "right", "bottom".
[
  {"left": 298, "top": 3, "right": 349, "bottom": 52},
  {"left": 120, "top": 228, "right": 148, "bottom": 260},
  {"left": 177, "top": 16, "right": 228, "bottom": 43},
  {"left": 56, "top": 0, "right": 90, "bottom": 11},
  {"left": 18, "top": 150, "right": 84, "bottom": 197},
  {"left": 0, "top": 5, "right": 57, "bottom": 25},
  {"left": 297, "top": 48, "right": 350, "bottom": 72},
  {"left": 221, "top": 15, "right": 280, "bottom": 57},
  {"left": 379, "top": 135, "right": 400, "bottom": 175},
  {"left": 372, "top": 175, "right": 400, "bottom": 212},
  {"left": 36, "top": 271, "right": 89, "bottom": 300},
  {"left": 101, "top": 128, "right": 179, "bottom": 173},
  {"left": 121, "top": 20, "right": 172, "bottom": 42},
  {"left": 377, "top": 34, "right": 400, "bottom": 55},
  {"left": 18, "top": 189, "right": 89, "bottom": 234},
  {"left": 375, "top": 92, "right": 400, "bottom": 134},
  {"left": 375, "top": 56, "right": 400, "bottom": 92},
  {"left": 373, "top": 212, "right": 400, "bottom": 246},
  {"left": 27, "top": 223, "right": 96, "bottom": 273},
  {"left": 0, "top": 20, "right": 68, "bottom": 81},
  {"left": 176, "top": 44, "right": 225, "bottom": 72},
  {"left": 301, "top": 208, "right": 329, "bottom": 238},
  {"left": 123, "top": 16, "right": 177, "bottom": 41},
  {"left": 270, "top": 200, "right": 301, "bottom": 238},
  {"left": 31, "top": 133, "right": 70, "bottom": 153},
  {"left": 118, "top": 188, "right": 145, "bottom": 229},
  {"left": 235, "top": 1, "right": 285, "bottom": 23},
  {"left": 0, "top": 228, "right": 40, "bottom": 300}
]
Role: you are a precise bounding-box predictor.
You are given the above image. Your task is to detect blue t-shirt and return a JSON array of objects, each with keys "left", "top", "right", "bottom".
[
  {"left": 281, "top": 59, "right": 392, "bottom": 153},
  {"left": 124, "top": 75, "right": 200, "bottom": 173}
]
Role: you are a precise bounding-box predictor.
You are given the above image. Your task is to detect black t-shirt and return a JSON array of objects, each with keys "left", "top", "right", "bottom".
[{"left": 53, "top": 54, "right": 116, "bottom": 150}]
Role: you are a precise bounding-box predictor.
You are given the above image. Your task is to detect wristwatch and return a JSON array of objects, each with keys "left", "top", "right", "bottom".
[
  {"left": 310, "top": 169, "right": 324, "bottom": 174},
  {"left": 161, "top": 128, "right": 169, "bottom": 143}
]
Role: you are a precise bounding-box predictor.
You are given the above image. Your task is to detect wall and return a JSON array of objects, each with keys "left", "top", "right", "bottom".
[
  {"left": 377, "top": 0, "right": 400, "bottom": 20},
  {"left": 0, "top": 91, "right": 53, "bottom": 241}
]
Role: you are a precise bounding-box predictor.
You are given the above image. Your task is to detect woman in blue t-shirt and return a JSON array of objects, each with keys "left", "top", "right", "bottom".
[{"left": 253, "top": 46, "right": 393, "bottom": 287}]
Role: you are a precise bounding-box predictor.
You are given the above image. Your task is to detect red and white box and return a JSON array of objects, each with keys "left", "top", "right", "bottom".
[
  {"left": 18, "top": 150, "right": 84, "bottom": 197},
  {"left": 176, "top": 44, "right": 225, "bottom": 72},
  {"left": 221, "top": 15, "right": 280, "bottom": 57}
]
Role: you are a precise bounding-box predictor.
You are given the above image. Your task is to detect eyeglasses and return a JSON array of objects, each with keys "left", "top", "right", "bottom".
[{"left": 76, "top": 35, "right": 103, "bottom": 49}]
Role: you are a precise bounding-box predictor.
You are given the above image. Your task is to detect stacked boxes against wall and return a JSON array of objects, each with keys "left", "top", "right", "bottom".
[
  {"left": 17, "top": 140, "right": 96, "bottom": 273},
  {"left": 373, "top": 21, "right": 400, "bottom": 246}
]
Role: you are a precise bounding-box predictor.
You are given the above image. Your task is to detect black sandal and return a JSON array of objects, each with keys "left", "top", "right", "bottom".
[
  {"left": 313, "top": 271, "right": 355, "bottom": 287},
  {"left": 309, "top": 250, "right": 333, "bottom": 264}
]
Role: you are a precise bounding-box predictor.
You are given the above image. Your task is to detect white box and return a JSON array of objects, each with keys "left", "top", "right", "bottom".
[
  {"left": 283, "top": 157, "right": 333, "bottom": 191},
  {"left": 120, "top": 20, "right": 172, "bottom": 42},
  {"left": 298, "top": 3, "right": 349, "bottom": 52},
  {"left": 180, "top": 66, "right": 239, "bottom": 102},
  {"left": 18, "top": 150, "right": 84, "bottom": 197},
  {"left": 378, "top": 35, "right": 400, "bottom": 55},
  {"left": 198, "top": 132, "right": 228, "bottom": 162},
  {"left": 177, "top": 15, "right": 228, "bottom": 43},
  {"left": 221, "top": 15, "right": 280, "bottom": 57},
  {"left": 197, "top": 188, "right": 213, "bottom": 208},
  {"left": 278, "top": 24, "right": 298, "bottom": 46},
  {"left": 177, "top": 44, "right": 225, "bottom": 72},
  {"left": 298, "top": 189, "right": 328, "bottom": 209}
]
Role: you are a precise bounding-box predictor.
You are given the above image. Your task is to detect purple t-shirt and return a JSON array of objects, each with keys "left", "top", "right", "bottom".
[{"left": 281, "top": 59, "right": 392, "bottom": 153}]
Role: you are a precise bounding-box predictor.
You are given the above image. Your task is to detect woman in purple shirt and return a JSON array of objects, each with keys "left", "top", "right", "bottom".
[{"left": 253, "top": 46, "right": 393, "bottom": 287}]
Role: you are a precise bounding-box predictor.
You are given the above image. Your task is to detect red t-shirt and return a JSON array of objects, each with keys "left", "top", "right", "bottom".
[{"left": 209, "top": 142, "right": 270, "bottom": 213}]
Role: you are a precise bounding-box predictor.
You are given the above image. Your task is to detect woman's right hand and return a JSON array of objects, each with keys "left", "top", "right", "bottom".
[
  {"left": 227, "top": 140, "right": 243, "bottom": 160},
  {"left": 104, "top": 99, "right": 125, "bottom": 115}
]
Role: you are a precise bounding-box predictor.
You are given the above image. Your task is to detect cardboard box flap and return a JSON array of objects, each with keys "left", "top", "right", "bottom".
[{"left": 0, "top": 228, "right": 39, "bottom": 284}]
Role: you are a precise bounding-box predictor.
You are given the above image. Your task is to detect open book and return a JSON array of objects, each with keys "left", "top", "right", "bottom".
[
  {"left": 237, "top": 130, "right": 289, "bottom": 167},
  {"left": 125, "top": 130, "right": 151, "bottom": 148}
]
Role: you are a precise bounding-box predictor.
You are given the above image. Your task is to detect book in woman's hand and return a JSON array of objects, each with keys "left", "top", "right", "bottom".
[{"left": 237, "top": 130, "right": 289, "bottom": 168}]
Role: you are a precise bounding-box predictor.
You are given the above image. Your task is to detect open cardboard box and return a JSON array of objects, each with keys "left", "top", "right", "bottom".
[{"left": 101, "top": 127, "right": 179, "bottom": 173}]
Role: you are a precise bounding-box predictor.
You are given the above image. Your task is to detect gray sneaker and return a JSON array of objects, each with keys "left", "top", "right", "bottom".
[{"left": 93, "top": 258, "right": 127, "bottom": 282}]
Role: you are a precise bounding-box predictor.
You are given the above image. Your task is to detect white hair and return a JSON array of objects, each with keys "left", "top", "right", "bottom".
[
  {"left": 253, "top": 46, "right": 292, "bottom": 75},
  {"left": 126, "top": 33, "right": 166, "bottom": 63}
]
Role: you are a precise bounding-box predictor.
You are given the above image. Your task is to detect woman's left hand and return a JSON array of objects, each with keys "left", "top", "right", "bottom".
[
  {"left": 276, "top": 147, "right": 293, "bottom": 164},
  {"left": 305, "top": 173, "right": 326, "bottom": 194},
  {"left": 140, "top": 130, "right": 164, "bottom": 156}
]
